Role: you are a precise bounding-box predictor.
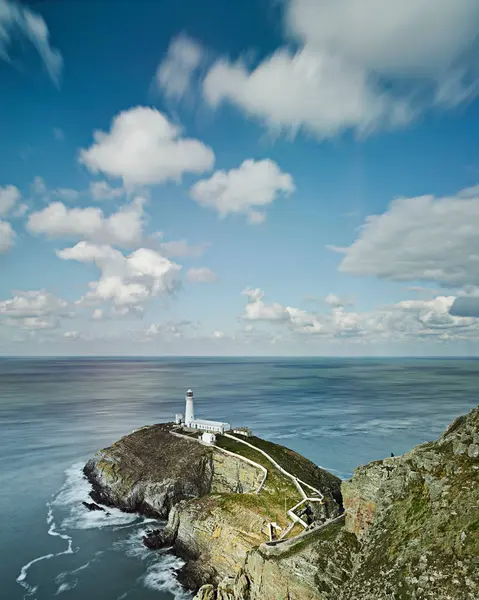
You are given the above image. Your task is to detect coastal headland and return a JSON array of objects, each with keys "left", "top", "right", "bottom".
[{"left": 83, "top": 407, "right": 479, "bottom": 599}]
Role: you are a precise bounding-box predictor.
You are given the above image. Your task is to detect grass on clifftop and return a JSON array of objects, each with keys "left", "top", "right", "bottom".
[
  {"left": 215, "top": 435, "right": 302, "bottom": 529},
  {"left": 228, "top": 432, "right": 341, "bottom": 502}
]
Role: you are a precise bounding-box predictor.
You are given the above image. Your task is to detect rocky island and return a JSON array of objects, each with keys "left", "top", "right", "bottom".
[{"left": 83, "top": 406, "right": 479, "bottom": 599}]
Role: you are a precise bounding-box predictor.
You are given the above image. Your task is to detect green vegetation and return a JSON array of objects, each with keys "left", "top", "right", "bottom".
[
  {"left": 216, "top": 434, "right": 302, "bottom": 528},
  {"left": 228, "top": 432, "right": 340, "bottom": 501},
  {"left": 265, "top": 519, "right": 347, "bottom": 561}
]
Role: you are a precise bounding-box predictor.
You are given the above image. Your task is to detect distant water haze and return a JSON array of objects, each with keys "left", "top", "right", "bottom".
[{"left": 1, "top": 357, "right": 478, "bottom": 599}]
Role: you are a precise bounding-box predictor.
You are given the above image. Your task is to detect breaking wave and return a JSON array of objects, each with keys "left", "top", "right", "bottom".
[
  {"left": 142, "top": 554, "right": 192, "bottom": 599},
  {"left": 16, "top": 462, "right": 188, "bottom": 599}
]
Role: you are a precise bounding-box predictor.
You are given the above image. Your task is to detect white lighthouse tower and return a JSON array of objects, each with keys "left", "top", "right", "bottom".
[{"left": 185, "top": 389, "right": 195, "bottom": 426}]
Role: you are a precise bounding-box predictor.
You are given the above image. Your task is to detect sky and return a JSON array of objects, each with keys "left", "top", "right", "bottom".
[{"left": 1, "top": 0, "right": 479, "bottom": 356}]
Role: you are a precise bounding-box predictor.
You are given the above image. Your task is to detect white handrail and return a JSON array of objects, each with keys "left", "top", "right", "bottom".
[
  {"left": 213, "top": 445, "right": 268, "bottom": 494},
  {"left": 224, "top": 434, "right": 324, "bottom": 501},
  {"left": 169, "top": 428, "right": 268, "bottom": 494},
  {"left": 170, "top": 427, "right": 329, "bottom": 537}
]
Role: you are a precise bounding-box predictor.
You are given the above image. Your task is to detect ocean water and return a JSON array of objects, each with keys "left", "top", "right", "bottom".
[{"left": 1, "top": 357, "right": 478, "bottom": 600}]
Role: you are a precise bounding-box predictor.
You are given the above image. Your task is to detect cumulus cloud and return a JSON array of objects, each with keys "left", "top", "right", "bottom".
[
  {"left": 57, "top": 242, "right": 181, "bottom": 310},
  {"left": 286, "top": 0, "right": 479, "bottom": 79},
  {"left": 0, "top": 185, "right": 20, "bottom": 216},
  {"left": 0, "top": 289, "right": 69, "bottom": 317},
  {"left": 27, "top": 197, "right": 146, "bottom": 248},
  {"left": 89, "top": 181, "right": 124, "bottom": 201},
  {"left": 186, "top": 267, "right": 217, "bottom": 283},
  {"left": 240, "top": 288, "right": 479, "bottom": 343},
  {"left": 202, "top": 0, "right": 479, "bottom": 138},
  {"left": 324, "top": 293, "right": 349, "bottom": 308},
  {"left": 333, "top": 186, "right": 479, "bottom": 289},
  {"left": 79, "top": 106, "right": 215, "bottom": 185},
  {"left": 0, "top": 290, "right": 71, "bottom": 331},
  {"left": 0, "top": 220, "right": 15, "bottom": 253},
  {"left": 203, "top": 48, "right": 412, "bottom": 139},
  {"left": 144, "top": 320, "right": 195, "bottom": 340},
  {"left": 0, "top": 0, "right": 63, "bottom": 84},
  {"left": 242, "top": 288, "right": 291, "bottom": 322},
  {"left": 190, "top": 159, "right": 294, "bottom": 221},
  {"left": 156, "top": 34, "right": 204, "bottom": 100}
]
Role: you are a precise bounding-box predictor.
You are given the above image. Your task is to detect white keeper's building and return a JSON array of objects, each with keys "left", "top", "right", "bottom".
[{"left": 178, "top": 389, "right": 231, "bottom": 435}]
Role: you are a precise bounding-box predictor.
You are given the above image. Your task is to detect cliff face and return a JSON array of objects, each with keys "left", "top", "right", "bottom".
[
  {"left": 83, "top": 422, "right": 342, "bottom": 591},
  {"left": 83, "top": 424, "right": 263, "bottom": 518},
  {"left": 194, "top": 406, "right": 479, "bottom": 600},
  {"left": 339, "top": 406, "right": 479, "bottom": 600},
  {"left": 84, "top": 408, "right": 479, "bottom": 600}
]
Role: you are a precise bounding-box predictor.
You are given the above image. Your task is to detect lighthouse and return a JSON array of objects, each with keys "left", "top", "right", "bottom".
[
  {"left": 180, "top": 389, "right": 231, "bottom": 433},
  {"left": 185, "top": 389, "right": 195, "bottom": 425}
]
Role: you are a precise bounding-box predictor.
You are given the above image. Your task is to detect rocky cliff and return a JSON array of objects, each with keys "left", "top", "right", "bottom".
[
  {"left": 84, "top": 408, "right": 479, "bottom": 600},
  {"left": 83, "top": 423, "right": 342, "bottom": 590},
  {"left": 194, "top": 406, "right": 479, "bottom": 600},
  {"left": 84, "top": 424, "right": 264, "bottom": 518}
]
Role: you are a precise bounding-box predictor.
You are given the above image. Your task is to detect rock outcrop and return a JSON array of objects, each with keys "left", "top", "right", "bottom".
[
  {"left": 83, "top": 424, "right": 264, "bottom": 518},
  {"left": 84, "top": 408, "right": 479, "bottom": 600},
  {"left": 194, "top": 406, "right": 479, "bottom": 600}
]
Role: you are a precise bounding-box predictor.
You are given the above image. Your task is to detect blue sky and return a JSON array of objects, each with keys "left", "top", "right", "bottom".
[{"left": 1, "top": 0, "right": 479, "bottom": 356}]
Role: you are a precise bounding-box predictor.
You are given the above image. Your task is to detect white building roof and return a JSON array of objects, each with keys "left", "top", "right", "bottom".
[{"left": 190, "top": 418, "right": 230, "bottom": 427}]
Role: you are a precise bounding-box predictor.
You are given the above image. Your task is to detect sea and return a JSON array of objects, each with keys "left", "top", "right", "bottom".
[{"left": 1, "top": 357, "right": 478, "bottom": 600}]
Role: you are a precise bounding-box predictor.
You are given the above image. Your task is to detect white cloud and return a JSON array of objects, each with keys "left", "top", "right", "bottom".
[
  {"left": 333, "top": 186, "right": 479, "bottom": 289},
  {"left": 89, "top": 181, "right": 124, "bottom": 201},
  {"left": 0, "top": 290, "right": 70, "bottom": 332},
  {"left": 203, "top": 48, "right": 412, "bottom": 139},
  {"left": 92, "top": 308, "right": 104, "bottom": 321},
  {"left": 159, "top": 238, "right": 207, "bottom": 258},
  {"left": 0, "top": 185, "right": 20, "bottom": 217},
  {"left": 240, "top": 288, "right": 479, "bottom": 343},
  {"left": 57, "top": 242, "right": 181, "bottom": 309},
  {"left": 202, "top": 1, "right": 479, "bottom": 138},
  {"left": 190, "top": 159, "right": 294, "bottom": 221},
  {"left": 0, "top": 0, "right": 62, "bottom": 84},
  {"left": 186, "top": 267, "right": 217, "bottom": 283},
  {"left": 21, "top": 317, "right": 58, "bottom": 330},
  {"left": 144, "top": 320, "right": 194, "bottom": 339},
  {"left": 0, "top": 220, "right": 15, "bottom": 253},
  {"left": 324, "top": 293, "right": 348, "bottom": 308},
  {"left": 156, "top": 34, "right": 204, "bottom": 100},
  {"left": 27, "top": 196, "right": 146, "bottom": 248},
  {"left": 211, "top": 329, "right": 225, "bottom": 339},
  {"left": 79, "top": 106, "right": 215, "bottom": 185},
  {"left": 242, "top": 288, "right": 291, "bottom": 322},
  {"left": 375, "top": 296, "right": 477, "bottom": 341},
  {"left": 63, "top": 330, "right": 81, "bottom": 340},
  {"left": 286, "top": 0, "right": 479, "bottom": 79}
]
